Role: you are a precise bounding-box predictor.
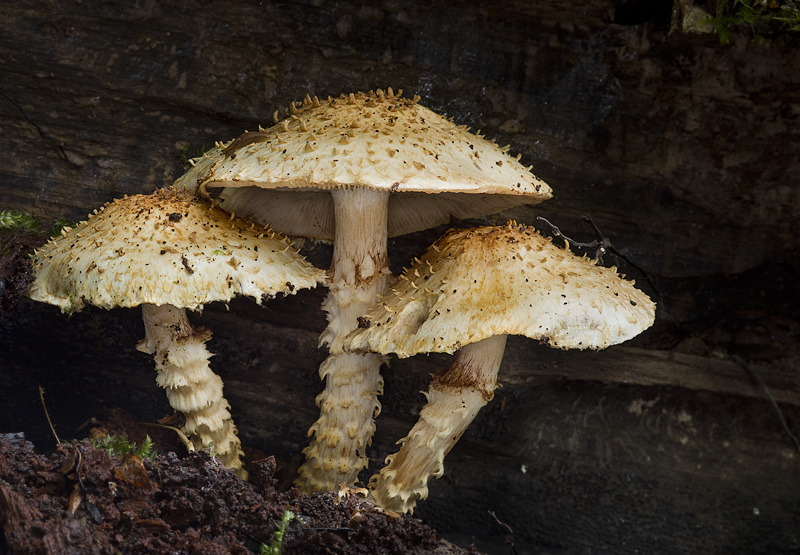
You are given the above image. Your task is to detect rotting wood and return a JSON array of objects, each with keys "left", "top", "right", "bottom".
[
  {"left": 1, "top": 0, "right": 799, "bottom": 553},
  {"left": 501, "top": 346, "right": 800, "bottom": 407}
]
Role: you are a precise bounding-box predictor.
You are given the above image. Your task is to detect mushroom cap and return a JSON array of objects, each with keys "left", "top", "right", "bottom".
[
  {"left": 344, "top": 222, "right": 656, "bottom": 357},
  {"left": 175, "top": 89, "right": 552, "bottom": 241},
  {"left": 29, "top": 188, "right": 325, "bottom": 313}
]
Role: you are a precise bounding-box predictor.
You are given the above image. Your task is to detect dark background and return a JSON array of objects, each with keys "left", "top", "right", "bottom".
[{"left": 1, "top": 1, "right": 799, "bottom": 553}]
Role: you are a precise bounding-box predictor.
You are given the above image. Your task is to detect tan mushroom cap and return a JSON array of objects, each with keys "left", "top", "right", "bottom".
[
  {"left": 345, "top": 222, "right": 656, "bottom": 357},
  {"left": 175, "top": 89, "right": 552, "bottom": 240},
  {"left": 29, "top": 188, "right": 325, "bottom": 313}
]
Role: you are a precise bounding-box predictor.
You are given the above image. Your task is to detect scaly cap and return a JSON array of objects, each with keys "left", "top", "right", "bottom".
[
  {"left": 345, "top": 222, "right": 656, "bottom": 356},
  {"left": 175, "top": 89, "right": 552, "bottom": 240},
  {"left": 29, "top": 188, "right": 325, "bottom": 312}
]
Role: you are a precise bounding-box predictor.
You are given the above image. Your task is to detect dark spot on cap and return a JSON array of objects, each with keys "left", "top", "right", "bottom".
[
  {"left": 181, "top": 255, "right": 194, "bottom": 274},
  {"left": 539, "top": 336, "right": 551, "bottom": 347}
]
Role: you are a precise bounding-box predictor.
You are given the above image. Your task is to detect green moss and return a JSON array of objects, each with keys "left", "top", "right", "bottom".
[
  {"left": 92, "top": 434, "right": 157, "bottom": 459},
  {"left": 0, "top": 210, "right": 79, "bottom": 239},
  {"left": 260, "top": 510, "right": 296, "bottom": 555},
  {"left": 50, "top": 217, "right": 77, "bottom": 238},
  {"left": 0, "top": 210, "right": 39, "bottom": 231},
  {"left": 176, "top": 141, "right": 212, "bottom": 171},
  {"left": 706, "top": 0, "right": 800, "bottom": 44}
]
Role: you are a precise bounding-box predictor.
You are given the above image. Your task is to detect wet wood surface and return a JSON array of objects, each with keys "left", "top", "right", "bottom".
[{"left": 2, "top": 1, "right": 799, "bottom": 553}]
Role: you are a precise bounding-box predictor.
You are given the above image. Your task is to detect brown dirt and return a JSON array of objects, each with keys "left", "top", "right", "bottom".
[{"left": 0, "top": 420, "right": 478, "bottom": 555}]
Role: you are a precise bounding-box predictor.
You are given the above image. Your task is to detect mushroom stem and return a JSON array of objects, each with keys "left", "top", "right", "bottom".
[
  {"left": 296, "top": 188, "right": 392, "bottom": 492},
  {"left": 369, "top": 334, "right": 508, "bottom": 513},
  {"left": 137, "top": 303, "right": 247, "bottom": 479}
]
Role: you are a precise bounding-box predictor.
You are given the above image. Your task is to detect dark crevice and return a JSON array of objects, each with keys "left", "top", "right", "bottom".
[{"left": 614, "top": 0, "right": 673, "bottom": 27}]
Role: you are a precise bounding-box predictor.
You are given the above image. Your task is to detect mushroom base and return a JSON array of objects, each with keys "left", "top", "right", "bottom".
[
  {"left": 137, "top": 303, "right": 247, "bottom": 479},
  {"left": 369, "top": 335, "right": 507, "bottom": 513}
]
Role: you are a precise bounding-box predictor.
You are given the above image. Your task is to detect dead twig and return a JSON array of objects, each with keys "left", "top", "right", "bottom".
[
  {"left": 139, "top": 422, "right": 196, "bottom": 453},
  {"left": 488, "top": 510, "right": 518, "bottom": 555},
  {"left": 537, "top": 215, "right": 610, "bottom": 260},
  {"left": 732, "top": 355, "right": 800, "bottom": 455},
  {"left": 60, "top": 443, "right": 87, "bottom": 514},
  {"left": 536, "top": 214, "right": 660, "bottom": 301}
]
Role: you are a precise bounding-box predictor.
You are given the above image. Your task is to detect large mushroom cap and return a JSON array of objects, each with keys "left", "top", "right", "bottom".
[
  {"left": 29, "top": 188, "right": 325, "bottom": 312},
  {"left": 175, "top": 89, "right": 552, "bottom": 240},
  {"left": 345, "top": 222, "right": 656, "bottom": 357}
]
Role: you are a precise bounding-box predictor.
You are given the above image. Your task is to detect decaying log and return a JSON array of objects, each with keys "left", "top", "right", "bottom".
[{"left": 1, "top": 1, "right": 799, "bottom": 553}]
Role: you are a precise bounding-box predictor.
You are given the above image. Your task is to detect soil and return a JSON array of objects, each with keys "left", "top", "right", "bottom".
[
  {"left": 0, "top": 229, "right": 44, "bottom": 317},
  {"left": 0, "top": 411, "right": 477, "bottom": 555}
]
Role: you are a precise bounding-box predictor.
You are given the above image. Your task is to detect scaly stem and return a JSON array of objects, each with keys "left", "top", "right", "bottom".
[
  {"left": 295, "top": 188, "right": 392, "bottom": 492},
  {"left": 137, "top": 303, "right": 247, "bottom": 479},
  {"left": 369, "top": 335, "right": 508, "bottom": 513}
]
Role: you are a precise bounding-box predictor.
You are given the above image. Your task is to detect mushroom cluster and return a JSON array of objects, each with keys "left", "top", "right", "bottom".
[
  {"left": 29, "top": 89, "right": 654, "bottom": 515},
  {"left": 175, "top": 89, "right": 552, "bottom": 492},
  {"left": 28, "top": 188, "right": 325, "bottom": 478}
]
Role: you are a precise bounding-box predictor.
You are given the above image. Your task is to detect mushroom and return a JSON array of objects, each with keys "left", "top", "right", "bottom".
[
  {"left": 174, "top": 89, "right": 552, "bottom": 492},
  {"left": 28, "top": 188, "right": 325, "bottom": 478},
  {"left": 344, "top": 222, "right": 656, "bottom": 513}
]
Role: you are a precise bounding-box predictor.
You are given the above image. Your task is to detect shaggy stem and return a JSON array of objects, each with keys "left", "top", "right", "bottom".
[
  {"left": 295, "top": 188, "right": 391, "bottom": 492},
  {"left": 369, "top": 335, "right": 508, "bottom": 513},
  {"left": 137, "top": 303, "right": 247, "bottom": 479}
]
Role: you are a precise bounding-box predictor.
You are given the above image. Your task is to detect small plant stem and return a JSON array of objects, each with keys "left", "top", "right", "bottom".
[{"left": 39, "top": 386, "right": 61, "bottom": 444}]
